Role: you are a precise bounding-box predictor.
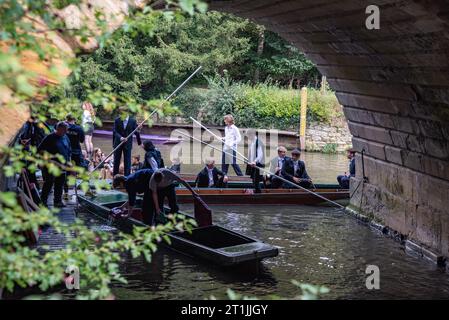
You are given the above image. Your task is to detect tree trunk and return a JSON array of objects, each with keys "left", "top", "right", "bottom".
[
  {"left": 253, "top": 26, "right": 265, "bottom": 84},
  {"left": 321, "top": 75, "right": 327, "bottom": 94},
  {"left": 288, "top": 77, "right": 294, "bottom": 89}
]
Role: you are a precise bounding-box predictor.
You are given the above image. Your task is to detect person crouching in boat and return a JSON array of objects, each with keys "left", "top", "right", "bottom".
[
  {"left": 281, "top": 149, "right": 313, "bottom": 189},
  {"left": 112, "top": 169, "right": 155, "bottom": 225},
  {"left": 195, "top": 157, "right": 229, "bottom": 188},
  {"left": 149, "top": 168, "right": 185, "bottom": 220},
  {"left": 245, "top": 129, "right": 265, "bottom": 193}
]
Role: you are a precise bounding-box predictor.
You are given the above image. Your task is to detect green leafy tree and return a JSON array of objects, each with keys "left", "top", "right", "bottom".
[
  {"left": 0, "top": 0, "right": 206, "bottom": 300},
  {"left": 248, "top": 31, "right": 319, "bottom": 87},
  {"left": 67, "top": 11, "right": 252, "bottom": 104},
  {"left": 64, "top": 11, "right": 320, "bottom": 109}
]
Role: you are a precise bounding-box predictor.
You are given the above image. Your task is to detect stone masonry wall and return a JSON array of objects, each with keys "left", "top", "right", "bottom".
[
  {"left": 305, "top": 121, "right": 352, "bottom": 152},
  {"left": 212, "top": 0, "right": 449, "bottom": 260},
  {"left": 154, "top": 115, "right": 352, "bottom": 153}
]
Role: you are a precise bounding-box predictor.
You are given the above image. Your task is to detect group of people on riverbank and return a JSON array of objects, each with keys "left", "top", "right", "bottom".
[
  {"left": 18, "top": 102, "right": 95, "bottom": 207},
  {"left": 18, "top": 101, "right": 356, "bottom": 214},
  {"left": 17, "top": 102, "right": 165, "bottom": 208}
]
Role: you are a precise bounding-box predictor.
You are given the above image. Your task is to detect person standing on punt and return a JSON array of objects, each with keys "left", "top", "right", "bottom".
[
  {"left": 112, "top": 111, "right": 142, "bottom": 176},
  {"left": 112, "top": 169, "right": 155, "bottom": 225},
  {"left": 337, "top": 148, "right": 356, "bottom": 189},
  {"left": 221, "top": 114, "right": 243, "bottom": 176},
  {"left": 81, "top": 102, "right": 95, "bottom": 160},
  {"left": 246, "top": 129, "right": 265, "bottom": 193},
  {"left": 281, "top": 149, "right": 313, "bottom": 189}
]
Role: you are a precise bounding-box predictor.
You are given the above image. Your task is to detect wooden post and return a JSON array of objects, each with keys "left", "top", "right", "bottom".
[
  {"left": 321, "top": 75, "right": 327, "bottom": 94},
  {"left": 299, "top": 87, "right": 308, "bottom": 151}
]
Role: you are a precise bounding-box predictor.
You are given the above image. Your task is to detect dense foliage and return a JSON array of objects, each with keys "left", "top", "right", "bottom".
[
  {"left": 175, "top": 75, "right": 343, "bottom": 130},
  {"left": 61, "top": 11, "right": 320, "bottom": 103},
  {"left": 0, "top": 0, "right": 204, "bottom": 300},
  {"left": 0, "top": 0, "right": 330, "bottom": 300}
]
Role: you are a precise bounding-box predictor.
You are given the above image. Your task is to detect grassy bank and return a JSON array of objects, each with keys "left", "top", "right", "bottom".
[{"left": 174, "top": 75, "right": 344, "bottom": 131}]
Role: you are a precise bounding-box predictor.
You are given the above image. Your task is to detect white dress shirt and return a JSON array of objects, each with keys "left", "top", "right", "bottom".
[
  {"left": 123, "top": 116, "right": 129, "bottom": 129},
  {"left": 207, "top": 167, "right": 214, "bottom": 187},
  {"left": 278, "top": 157, "right": 286, "bottom": 170},
  {"left": 248, "top": 138, "right": 264, "bottom": 164},
  {"left": 150, "top": 157, "right": 159, "bottom": 171},
  {"left": 82, "top": 110, "right": 93, "bottom": 125},
  {"left": 223, "top": 124, "right": 241, "bottom": 151},
  {"left": 268, "top": 156, "right": 286, "bottom": 177}
]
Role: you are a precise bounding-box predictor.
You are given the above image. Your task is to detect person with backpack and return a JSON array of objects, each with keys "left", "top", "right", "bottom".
[{"left": 142, "top": 140, "right": 165, "bottom": 170}]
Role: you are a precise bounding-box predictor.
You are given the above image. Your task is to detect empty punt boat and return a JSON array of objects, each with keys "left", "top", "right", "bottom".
[{"left": 77, "top": 190, "right": 279, "bottom": 267}]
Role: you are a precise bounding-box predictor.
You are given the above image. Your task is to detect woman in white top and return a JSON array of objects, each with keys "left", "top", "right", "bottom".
[
  {"left": 81, "top": 102, "right": 95, "bottom": 159},
  {"left": 221, "top": 114, "right": 243, "bottom": 176}
]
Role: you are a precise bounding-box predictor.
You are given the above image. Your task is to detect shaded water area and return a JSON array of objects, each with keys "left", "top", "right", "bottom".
[
  {"left": 79, "top": 205, "right": 449, "bottom": 300},
  {"left": 85, "top": 136, "right": 449, "bottom": 299}
]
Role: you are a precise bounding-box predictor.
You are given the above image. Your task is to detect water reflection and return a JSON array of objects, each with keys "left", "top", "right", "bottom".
[
  {"left": 84, "top": 136, "right": 449, "bottom": 300},
  {"left": 78, "top": 204, "right": 449, "bottom": 300}
]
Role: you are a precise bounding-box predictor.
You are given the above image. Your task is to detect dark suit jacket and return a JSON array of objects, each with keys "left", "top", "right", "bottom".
[
  {"left": 19, "top": 121, "right": 46, "bottom": 148},
  {"left": 281, "top": 159, "right": 311, "bottom": 182},
  {"left": 113, "top": 116, "right": 142, "bottom": 150},
  {"left": 349, "top": 158, "right": 356, "bottom": 177},
  {"left": 195, "top": 167, "right": 226, "bottom": 188}
]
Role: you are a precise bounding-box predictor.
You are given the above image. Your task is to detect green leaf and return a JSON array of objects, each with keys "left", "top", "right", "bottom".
[{"left": 0, "top": 192, "right": 18, "bottom": 207}]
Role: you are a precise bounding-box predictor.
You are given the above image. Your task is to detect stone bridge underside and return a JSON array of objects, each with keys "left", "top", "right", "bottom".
[{"left": 211, "top": 0, "right": 449, "bottom": 258}]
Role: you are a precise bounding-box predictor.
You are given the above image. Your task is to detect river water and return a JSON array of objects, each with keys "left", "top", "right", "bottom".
[
  {"left": 82, "top": 136, "right": 449, "bottom": 299},
  {"left": 92, "top": 136, "right": 348, "bottom": 183}
]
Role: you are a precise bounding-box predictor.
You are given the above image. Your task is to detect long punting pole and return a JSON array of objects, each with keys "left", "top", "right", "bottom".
[
  {"left": 190, "top": 117, "right": 248, "bottom": 161},
  {"left": 88, "top": 66, "right": 203, "bottom": 176},
  {"left": 174, "top": 129, "right": 345, "bottom": 209}
]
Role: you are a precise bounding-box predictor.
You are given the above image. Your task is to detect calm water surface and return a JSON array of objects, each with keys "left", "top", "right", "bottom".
[
  {"left": 79, "top": 205, "right": 449, "bottom": 300},
  {"left": 85, "top": 136, "right": 449, "bottom": 300},
  {"left": 93, "top": 136, "right": 348, "bottom": 183}
]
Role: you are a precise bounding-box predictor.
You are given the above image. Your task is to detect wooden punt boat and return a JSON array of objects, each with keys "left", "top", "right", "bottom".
[
  {"left": 77, "top": 190, "right": 279, "bottom": 267},
  {"left": 179, "top": 173, "right": 251, "bottom": 183},
  {"left": 179, "top": 174, "right": 344, "bottom": 190},
  {"left": 175, "top": 187, "right": 349, "bottom": 205}
]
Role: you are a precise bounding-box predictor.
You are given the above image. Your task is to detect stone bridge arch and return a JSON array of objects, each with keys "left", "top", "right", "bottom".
[
  {"left": 1, "top": 0, "right": 448, "bottom": 260},
  {"left": 210, "top": 0, "right": 449, "bottom": 258}
]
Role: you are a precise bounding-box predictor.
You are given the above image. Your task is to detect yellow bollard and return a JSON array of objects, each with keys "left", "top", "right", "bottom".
[{"left": 299, "top": 87, "right": 308, "bottom": 151}]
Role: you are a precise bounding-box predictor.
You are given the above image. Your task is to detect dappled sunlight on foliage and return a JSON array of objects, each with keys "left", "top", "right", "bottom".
[{"left": 0, "top": 0, "right": 205, "bottom": 300}]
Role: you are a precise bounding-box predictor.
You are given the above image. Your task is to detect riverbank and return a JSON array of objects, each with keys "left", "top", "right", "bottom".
[{"left": 98, "top": 119, "right": 353, "bottom": 153}]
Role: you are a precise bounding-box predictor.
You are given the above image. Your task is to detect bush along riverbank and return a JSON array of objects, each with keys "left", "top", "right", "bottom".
[{"left": 173, "top": 75, "right": 352, "bottom": 153}]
